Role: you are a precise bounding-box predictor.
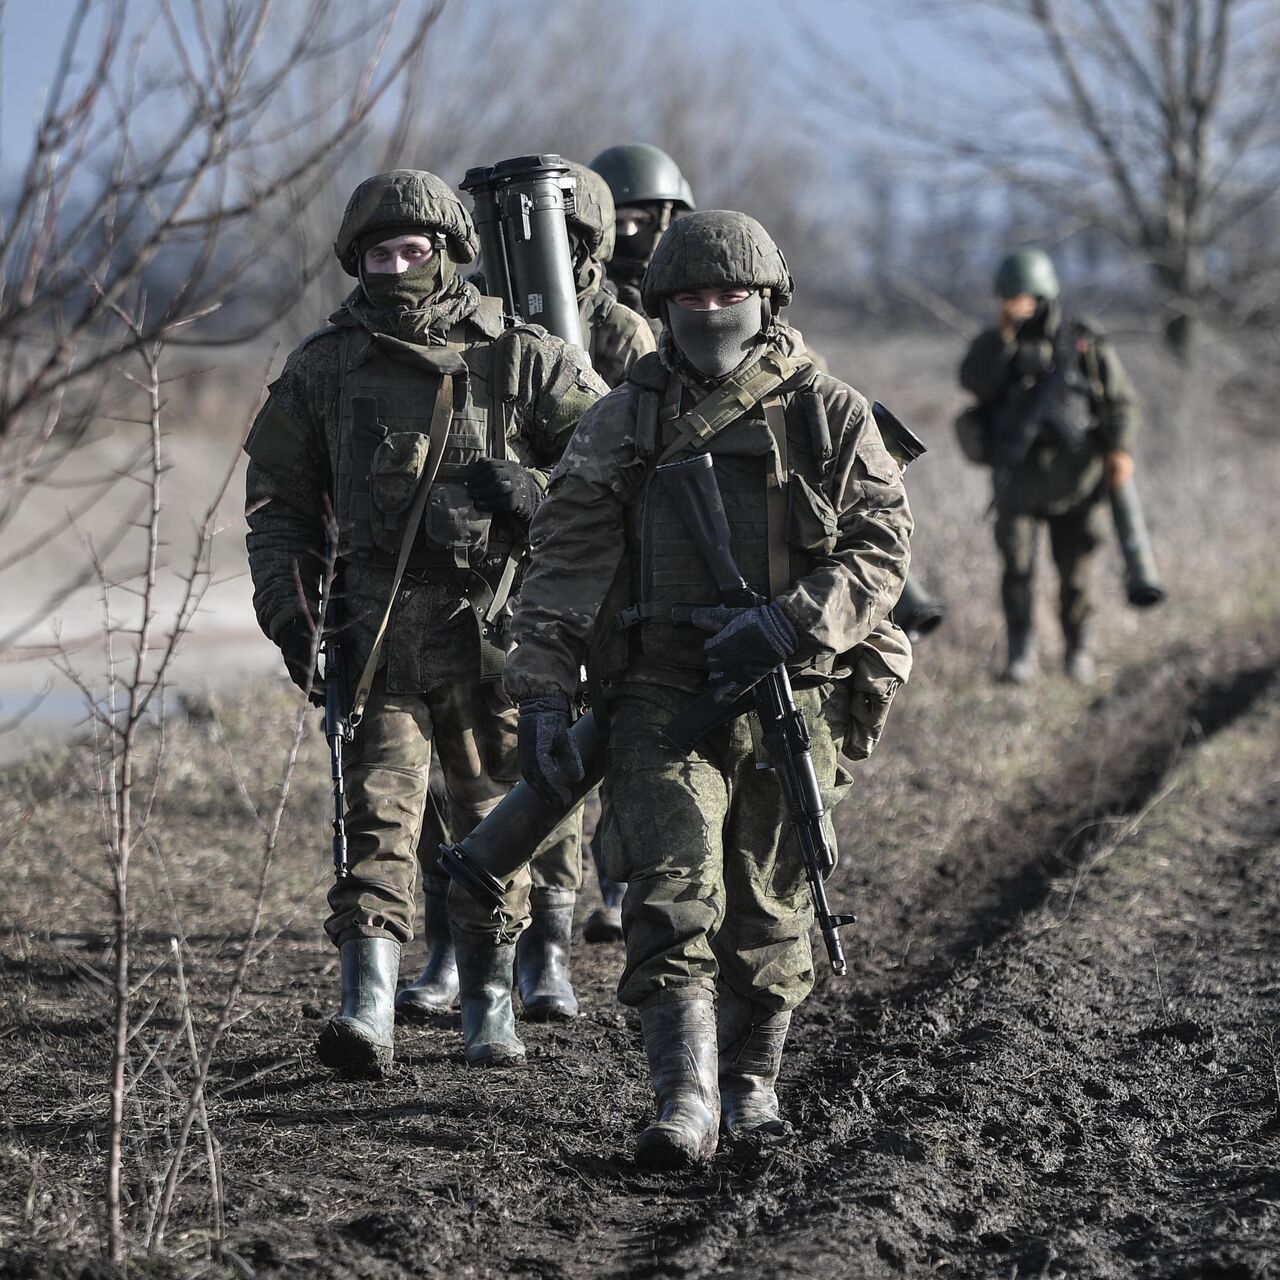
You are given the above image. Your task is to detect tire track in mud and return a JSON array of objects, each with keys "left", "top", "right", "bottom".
[{"left": 609, "top": 629, "right": 1280, "bottom": 1280}]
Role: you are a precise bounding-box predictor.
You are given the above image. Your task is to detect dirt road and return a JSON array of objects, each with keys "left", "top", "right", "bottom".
[{"left": 4, "top": 617, "right": 1277, "bottom": 1279}]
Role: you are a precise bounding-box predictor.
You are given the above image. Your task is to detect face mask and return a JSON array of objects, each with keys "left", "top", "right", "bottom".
[
  {"left": 360, "top": 257, "right": 451, "bottom": 311},
  {"left": 667, "top": 293, "right": 766, "bottom": 380}
]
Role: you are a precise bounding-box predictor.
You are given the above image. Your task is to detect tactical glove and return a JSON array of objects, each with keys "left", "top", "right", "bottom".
[
  {"left": 517, "top": 695, "right": 585, "bottom": 809},
  {"left": 464, "top": 458, "right": 543, "bottom": 522},
  {"left": 690, "top": 601, "right": 798, "bottom": 690},
  {"left": 277, "top": 617, "right": 324, "bottom": 705}
]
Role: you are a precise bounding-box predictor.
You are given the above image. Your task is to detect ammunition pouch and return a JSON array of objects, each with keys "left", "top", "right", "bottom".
[
  {"left": 424, "top": 481, "right": 493, "bottom": 569},
  {"left": 954, "top": 406, "right": 990, "bottom": 466},
  {"left": 830, "top": 620, "right": 913, "bottom": 762}
]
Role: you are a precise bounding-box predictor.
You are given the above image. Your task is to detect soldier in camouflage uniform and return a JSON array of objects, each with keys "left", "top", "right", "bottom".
[
  {"left": 244, "top": 170, "right": 605, "bottom": 1077},
  {"left": 567, "top": 160, "right": 656, "bottom": 387},
  {"left": 589, "top": 143, "right": 695, "bottom": 321},
  {"left": 504, "top": 211, "right": 912, "bottom": 1167},
  {"left": 958, "top": 248, "right": 1142, "bottom": 684}
]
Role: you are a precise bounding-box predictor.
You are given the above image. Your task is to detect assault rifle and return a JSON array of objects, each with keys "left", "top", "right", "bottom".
[
  {"left": 989, "top": 317, "right": 1092, "bottom": 507},
  {"left": 321, "top": 588, "right": 353, "bottom": 881},
  {"left": 657, "top": 453, "right": 857, "bottom": 976}
]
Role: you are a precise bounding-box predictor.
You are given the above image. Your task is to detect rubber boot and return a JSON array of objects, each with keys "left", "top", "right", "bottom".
[
  {"left": 516, "top": 885, "right": 579, "bottom": 1021},
  {"left": 635, "top": 999, "right": 720, "bottom": 1169},
  {"left": 1063, "top": 625, "right": 1097, "bottom": 685},
  {"left": 395, "top": 875, "right": 458, "bottom": 1020},
  {"left": 1002, "top": 626, "right": 1038, "bottom": 685},
  {"left": 455, "top": 935, "right": 525, "bottom": 1068},
  {"left": 583, "top": 830, "right": 624, "bottom": 944},
  {"left": 717, "top": 989, "right": 791, "bottom": 1138},
  {"left": 316, "top": 937, "right": 399, "bottom": 1079}
]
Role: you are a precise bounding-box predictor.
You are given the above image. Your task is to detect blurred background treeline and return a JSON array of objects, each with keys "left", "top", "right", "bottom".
[{"left": 1, "top": 0, "right": 1278, "bottom": 708}]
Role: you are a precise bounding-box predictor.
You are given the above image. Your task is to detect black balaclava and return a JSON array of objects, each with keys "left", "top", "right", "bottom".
[{"left": 666, "top": 292, "right": 767, "bottom": 381}]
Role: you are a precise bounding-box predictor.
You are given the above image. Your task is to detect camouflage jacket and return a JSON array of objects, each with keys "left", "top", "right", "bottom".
[
  {"left": 579, "top": 271, "right": 655, "bottom": 389},
  {"left": 504, "top": 324, "right": 912, "bottom": 701},
  {"left": 244, "top": 281, "right": 605, "bottom": 692},
  {"left": 959, "top": 316, "right": 1141, "bottom": 516}
]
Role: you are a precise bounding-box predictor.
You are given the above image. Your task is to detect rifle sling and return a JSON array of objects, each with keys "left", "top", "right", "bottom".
[{"left": 349, "top": 369, "right": 456, "bottom": 726}]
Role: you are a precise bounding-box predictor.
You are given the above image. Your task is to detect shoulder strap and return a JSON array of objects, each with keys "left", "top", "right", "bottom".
[
  {"left": 656, "top": 349, "right": 805, "bottom": 464},
  {"left": 762, "top": 395, "right": 791, "bottom": 598},
  {"left": 348, "top": 362, "right": 457, "bottom": 726}
]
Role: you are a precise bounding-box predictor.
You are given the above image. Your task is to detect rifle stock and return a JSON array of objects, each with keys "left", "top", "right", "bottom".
[{"left": 321, "top": 591, "right": 353, "bottom": 881}]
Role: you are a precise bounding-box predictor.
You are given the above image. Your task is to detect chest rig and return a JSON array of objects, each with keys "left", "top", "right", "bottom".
[
  {"left": 617, "top": 356, "right": 830, "bottom": 673},
  {"left": 335, "top": 325, "right": 519, "bottom": 572}
]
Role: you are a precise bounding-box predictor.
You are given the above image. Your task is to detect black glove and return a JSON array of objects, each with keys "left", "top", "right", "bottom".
[
  {"left": 691, "top": 601, "right": 798, "bottom": 690},
  {"left": 517, "top": 694, "right": 585, "bottom": 808},
  {"left": 277, "top": 617, "right": 323, "bottom": 705},
  {"left": 464, "top": 458, "right": 543, "bottom": 522}
]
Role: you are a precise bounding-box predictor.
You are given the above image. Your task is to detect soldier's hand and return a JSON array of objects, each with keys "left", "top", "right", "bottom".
[
  {"left": 1104, "top": 449, "right": 1134, "bottom": 490},
  {"left": 277, "top": 617, "right": 324, "bottom": 706},
  {"left": 693, "top": 601, "right": 797, "bottom": 690},
  {"left": 465, "top": 458, "right": 543, "bottom": 522},
  {"left": 517, "top": 694, "right": 585, "bottom": 809},
  {"left": 1000, "top": 294, "right": 1037, "bottom": 339}
]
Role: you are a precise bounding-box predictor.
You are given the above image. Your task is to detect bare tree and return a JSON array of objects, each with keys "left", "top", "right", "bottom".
[{"left": 796, "top": 0, "right": 1280, "bottom": 356}]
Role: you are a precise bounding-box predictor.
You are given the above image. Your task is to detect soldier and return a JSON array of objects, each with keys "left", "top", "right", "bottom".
[
  {"left": 503, "top": 211, "right": 912, "bottom": 1167},
  {"left": 567, "top": 160, "right": 657, "bottom": 387},
  {"left": 588, "top": 143, "right": 695, "bottom": 319},
  {"left": 244, "top": 170, "right": 605, "bottom": 1077},
  {"left": 958, "top": 248, "right": 1141, "bottom": 684}
]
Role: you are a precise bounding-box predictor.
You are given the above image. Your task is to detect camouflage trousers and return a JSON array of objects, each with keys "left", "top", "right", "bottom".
[
  {"left": 599, "top": 680, "right": 851, "bottom": 1015},
  {"left": 995, "top": 493, "right": 1106, "bottom": 643},
  {"left": 324, "top": 672, "right": 544, "bottom": 948}
]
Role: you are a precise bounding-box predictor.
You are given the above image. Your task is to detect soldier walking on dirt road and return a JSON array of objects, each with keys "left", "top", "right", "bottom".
[
  {"left": 957, "top": 248, "right": 1144, "bottom": 685},
  {"left": 503, "top": 210, "right": 912, "bottom": 1167},
  {"left": 243, "top": 170, "right": 605, "bottom": 1078}
]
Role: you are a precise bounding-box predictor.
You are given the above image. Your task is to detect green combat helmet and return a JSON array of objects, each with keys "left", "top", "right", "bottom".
[
  {"left": 640, "top": 210, "right": 793, "bottom": 318},
  {"left": 588, "top": 143, "right": 695, "bottom": 211},
  {"left": 333, "top": 169, "right": 479, "bottom": 276},
  {"left": 994, "top": 247, "right": 1060, "bottom": 300},
  {"left": 565, "top": 160, "right": 616, "bottom": 262}
]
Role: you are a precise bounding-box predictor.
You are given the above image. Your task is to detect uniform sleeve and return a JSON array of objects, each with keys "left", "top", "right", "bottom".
[
  {"left": 243, "top": 357, "right": 331, "bottom": 643},
  {"left": 774, "top": 384, "right": 912, "bottom": 662},
  {"left": 515, "top": 331, "right": 610, "bottom": 469},
  {"left": 1095, "top": 340, "right": 1142, "bottom": 454},
  {"left": 504, "top": 389, "right": 639, "bottom": 702},
  {"left": 959, "top": 328, "right": 1017, "bottom": 403}
]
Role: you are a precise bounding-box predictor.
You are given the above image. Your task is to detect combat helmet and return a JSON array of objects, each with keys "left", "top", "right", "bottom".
[
  {"left": 334, "top": 169, "right": 479, "bottom": 277},
  {"left": 994, "top": 247, "right": 1060, "bottom": 301},
  {"left": 589, "top": 143, "right": 696, "bottom": 211},
  {"left": 565, "top": 160, "right": 616, "bottom": 262},
  {"left": 640, "top": 210, "right": 793, "bottom": 318}
]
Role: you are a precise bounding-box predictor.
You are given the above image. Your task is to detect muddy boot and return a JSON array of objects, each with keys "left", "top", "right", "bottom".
[
  {"left": 1063, "top": 627, "right": 1096, "bottom": 685},
  {"left": 584, "top": 830, "right": 625, "bottom": 944},
  {"left": 1001, "top": 627, "right": 1038, "bottom": 685},
  {"left": 635, "top": 1000, "right": 719, "bottom": 1169},
  {"left": 455, "top": 936, "right": 525, "bottom": 1068},
  {"left": 717, "top": 989, "right": 791, "bottom": 1139},
  {"left": 516, "top": 886, "right": 579, "bottom": 1021},
  {"left": 395, "top": 875, "right": 458, "bottom": 1020},
  {"left": 316, "top": 937, "right": 398, "bottom": 1079}
]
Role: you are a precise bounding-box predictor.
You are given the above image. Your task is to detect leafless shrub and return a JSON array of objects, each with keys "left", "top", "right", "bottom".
[{"left": 795, "top": 1, "right": 1280, "bottom": 356}]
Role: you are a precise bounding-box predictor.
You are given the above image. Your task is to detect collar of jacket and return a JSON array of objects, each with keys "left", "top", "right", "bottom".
[{"left": 329, "top": 278, "right": 501, "bottom": 343}]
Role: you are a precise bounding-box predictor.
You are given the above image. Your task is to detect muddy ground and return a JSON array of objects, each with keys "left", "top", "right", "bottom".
[
  {"left": 2, "top": 327, "right": 1279, "bottom": 1278},
  {"left": 3, "top": 611, "right": 1278, "bottom": 1279}
]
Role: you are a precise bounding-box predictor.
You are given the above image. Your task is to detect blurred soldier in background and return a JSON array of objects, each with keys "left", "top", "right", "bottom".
[
  {"left": 504, "top": 210, "right": 912, "bottom": 1167},
  {"left": 567, "top": 160, "right": 657, "bottom": 387},
  {"left": 244, "top": 169, "right": 605, "bottom": 1077},
  {"left": 957, "top": 248, "right": 1142, "bottom": 684},
  {"left": 589, "top": 143, "right": 696, "bottom": 319}
]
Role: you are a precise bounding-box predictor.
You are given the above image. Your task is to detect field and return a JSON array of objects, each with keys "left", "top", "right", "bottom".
[{"left": 1, "top": 325, "right": 1278, "bottom": 1278}]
